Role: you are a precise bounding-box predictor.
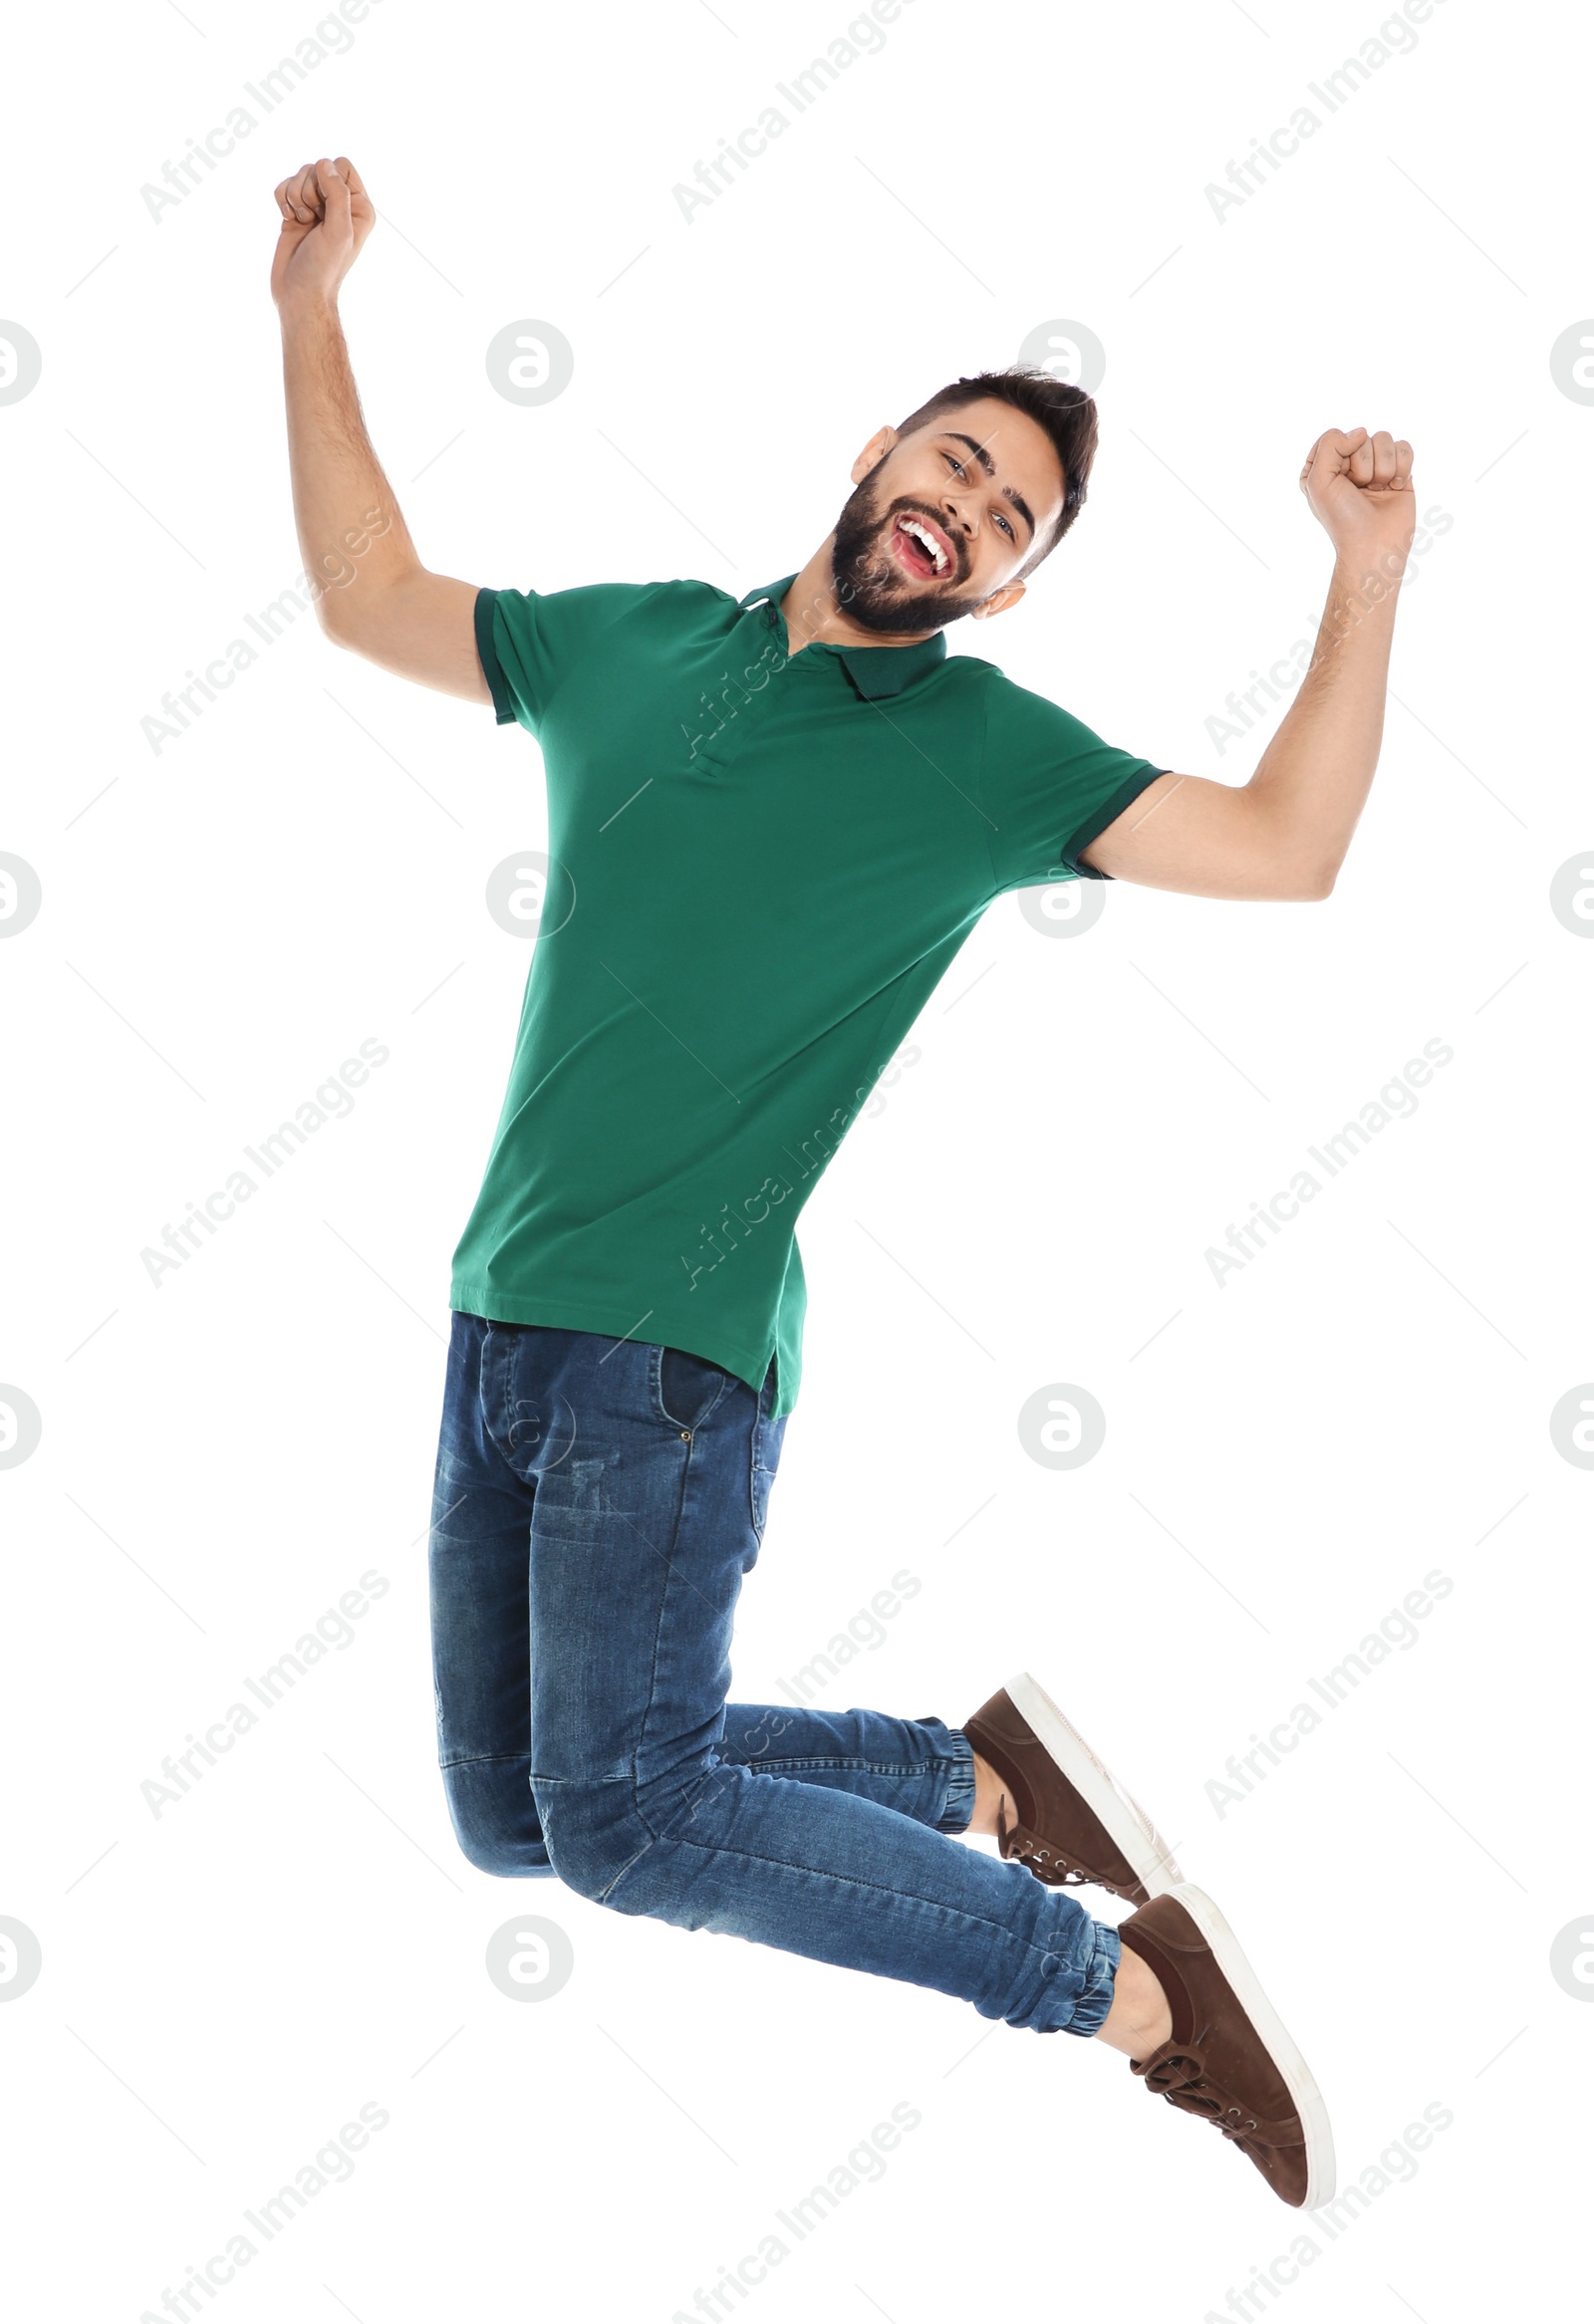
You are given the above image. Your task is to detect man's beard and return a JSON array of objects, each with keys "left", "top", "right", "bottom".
[{"left": 829, "top": 471, "right": 991, "bottom": 636}]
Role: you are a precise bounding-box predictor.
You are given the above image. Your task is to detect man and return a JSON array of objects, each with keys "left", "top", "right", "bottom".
[{"left": 273, "top": 155, "right": 1415, "bottom": 2212}]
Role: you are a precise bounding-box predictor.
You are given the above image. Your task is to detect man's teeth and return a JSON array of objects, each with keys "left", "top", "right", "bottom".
[{"left": 899, "top": 516, "right": 947, "bottom": 573}]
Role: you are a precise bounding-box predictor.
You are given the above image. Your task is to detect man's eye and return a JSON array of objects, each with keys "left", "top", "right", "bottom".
[
  {"left": 942, "top": 452, "right": 966, "bottom": 478},
  {"left": 996, "top": 513, "right": 1014, "bottom": 539}
]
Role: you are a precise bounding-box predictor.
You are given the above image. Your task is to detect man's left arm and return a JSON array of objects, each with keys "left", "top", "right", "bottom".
[{"left": 1082, "top": 425, "right": 1416, "bottom": 901}]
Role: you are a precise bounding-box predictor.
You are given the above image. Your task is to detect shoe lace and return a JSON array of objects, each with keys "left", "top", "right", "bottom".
[
  {"left": 1136, "top": 2042, "right": 1293, "bottom": 2152},
  {"left": 994, "top": 1795, "right": 1092, "bottom": 1887}
]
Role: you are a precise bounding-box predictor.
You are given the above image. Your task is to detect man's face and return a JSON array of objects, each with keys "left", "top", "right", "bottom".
[{"left": 830, "top": 395, "right": 1068, "bottom": 637}]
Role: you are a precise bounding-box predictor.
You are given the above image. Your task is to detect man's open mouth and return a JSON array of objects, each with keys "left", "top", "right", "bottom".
[{"left": 890, "top": 511, "right": 954, "bottom": 580}]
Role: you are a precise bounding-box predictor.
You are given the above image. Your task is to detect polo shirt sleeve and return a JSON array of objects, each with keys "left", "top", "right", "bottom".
[
  {"left": 979, "top": 671, "right": 1171, "bottom": 889},
  {"left": 474, "top": 582, "right": 649, "bottom": 734}
]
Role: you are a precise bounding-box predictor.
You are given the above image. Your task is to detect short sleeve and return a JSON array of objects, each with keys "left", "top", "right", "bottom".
[
  {"left": 475, "top": 582, "right": 650, "bottom": 734},
  {"left": 979, "top": 671, "right": 1170, "bottom": 889}
]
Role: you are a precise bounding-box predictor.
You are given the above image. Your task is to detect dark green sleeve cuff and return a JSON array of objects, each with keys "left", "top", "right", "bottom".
[
  {"left": 474, "top": 588, "right": 518, "bottom": 725},
  {"left": 1060, "top": 765, "right": 1174, "bottom": 881}
]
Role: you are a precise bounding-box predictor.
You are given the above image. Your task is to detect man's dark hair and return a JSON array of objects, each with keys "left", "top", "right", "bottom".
[{"left": 894, "top": 366, "right": 1099, "bottom": 574}]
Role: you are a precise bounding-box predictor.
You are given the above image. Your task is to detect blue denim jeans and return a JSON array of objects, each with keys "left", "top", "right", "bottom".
[{"left": 427, "top": 1313, "right": 1119, "bottom": 2034}]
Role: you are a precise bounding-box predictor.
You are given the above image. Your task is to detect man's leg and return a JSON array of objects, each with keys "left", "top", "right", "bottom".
[
  {"left": 715, "top": 1702, "right": 980, "bottom": 1832},
  {"left": 513, "top": 1323, "right": 1118, "bottom": 2036},
  {"left": 431, "top": 1314, "right": 1329, "bottom": 2207},
  {"left": 430, "top": 1317, "right": 1001, "bottom": 1870},
  {"left": 427, "top": 1310, "right": 555, "bottom": 1875}
]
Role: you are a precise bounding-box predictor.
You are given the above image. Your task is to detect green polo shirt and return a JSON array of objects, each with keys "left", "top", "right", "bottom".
[{"left": 451, "top": 573, "right": 1166, "bottom": 1416}]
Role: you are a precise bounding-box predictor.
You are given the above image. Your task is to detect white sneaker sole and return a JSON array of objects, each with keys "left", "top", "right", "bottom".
[
  {"left": 1168, "top": 1883, "right": 1337, "bottom": 2210},
  {"left": 1006, "top": 1671, "right": 1184, "bottom": 1899}
]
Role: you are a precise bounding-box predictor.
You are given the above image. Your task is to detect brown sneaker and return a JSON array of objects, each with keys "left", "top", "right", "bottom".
[
  {"left": 962, "top": 1673, "right": 1182, "bottom": 1905},
  {"left": 1116, "top": 1886, "right": 1335, "bottom": 2209}
]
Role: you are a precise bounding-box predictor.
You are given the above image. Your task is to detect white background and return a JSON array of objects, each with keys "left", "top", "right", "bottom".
[{"left": 3, "top": 0, "right": 1590, "bottom": 2317}]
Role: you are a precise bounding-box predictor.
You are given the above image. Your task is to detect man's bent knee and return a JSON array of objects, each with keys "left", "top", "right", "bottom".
[
  {"left": 441, "top": 1757, "right": 556, "bottom": 1878},
  {"left": 538, "top": 1778, "right": 661, "bottom": 1907}
]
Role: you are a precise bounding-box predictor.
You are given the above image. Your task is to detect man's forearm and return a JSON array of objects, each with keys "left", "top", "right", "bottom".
[
  {"left": 1079, "top": 425, "right": 1414, "bottom": 900},
  {"left": 279, "top": 294, "right": 418, "bottom": 634},
  {"left": 1243, "top": 550, "right": 1404, "bottom": 890}
]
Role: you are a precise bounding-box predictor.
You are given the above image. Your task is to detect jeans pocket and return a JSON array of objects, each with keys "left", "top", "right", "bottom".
[
  {"left": 749, "top": 1400, "right": 786, "bottom": 1540},
  {"left": 750, "top": 1456, "right": 775, "bottom": 1540},
  {"left": 655, "top": 1343, "right": 735, "bottom": 1435}
]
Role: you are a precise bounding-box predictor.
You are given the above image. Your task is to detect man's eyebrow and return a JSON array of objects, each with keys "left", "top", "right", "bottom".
[{"left": 941, "top": 430, "right": 1036, "bottom": 541}]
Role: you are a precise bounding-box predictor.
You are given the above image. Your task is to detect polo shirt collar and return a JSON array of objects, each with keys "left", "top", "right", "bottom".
[{"left": 738, "top": 576, "right": 947, "bottom": 701}]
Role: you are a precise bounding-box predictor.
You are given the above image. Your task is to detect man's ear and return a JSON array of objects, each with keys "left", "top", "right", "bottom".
[
  {"left": 970, "top": 581, "right": 1027, "bottom": 622},
  {"left": 850, "top": 424, "right": 898, "bottom": 484}
]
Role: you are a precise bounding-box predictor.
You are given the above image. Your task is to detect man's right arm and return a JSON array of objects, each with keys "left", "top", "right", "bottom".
[{"left": 273, "top": 156, "right": 489, "bottom": 705}]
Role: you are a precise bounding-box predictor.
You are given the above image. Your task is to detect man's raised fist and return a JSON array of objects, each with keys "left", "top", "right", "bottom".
[{"left": 270, "top": 156, "right": 377, "bottom": 311}]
